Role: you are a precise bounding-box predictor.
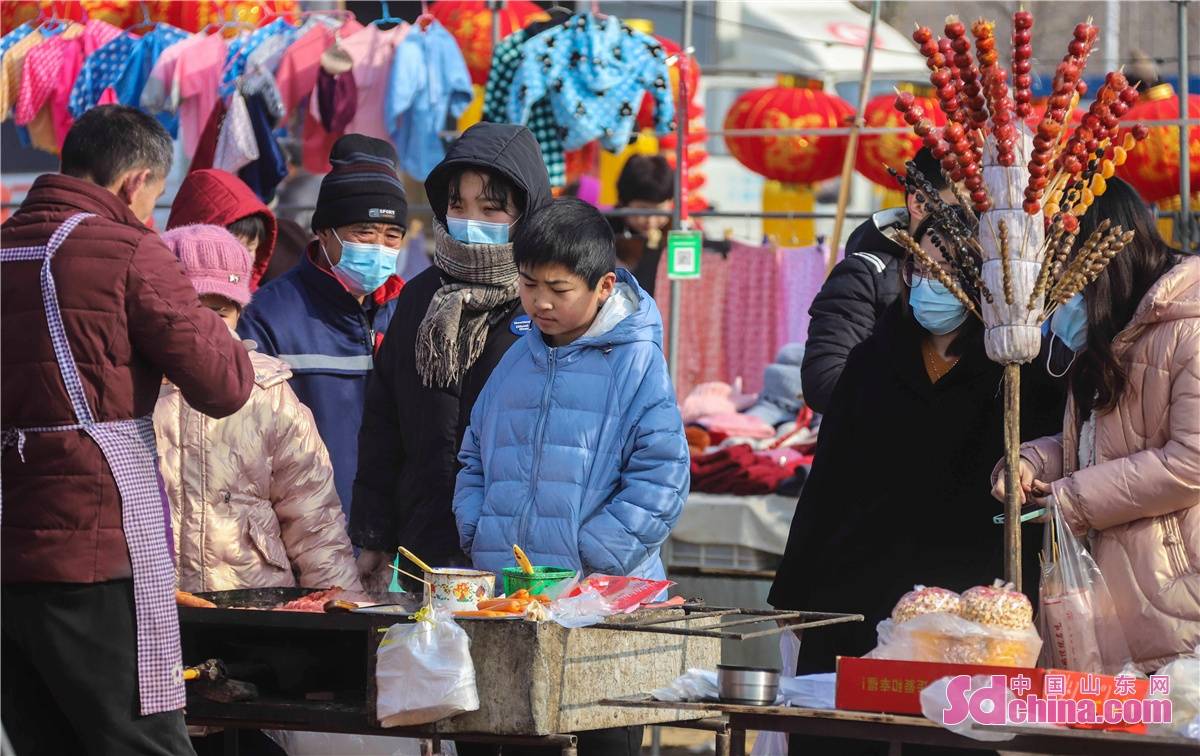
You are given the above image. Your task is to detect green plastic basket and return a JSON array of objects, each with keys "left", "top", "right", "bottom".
[{"left": 502, "top": 566, "right": 575, "bottom": 597}]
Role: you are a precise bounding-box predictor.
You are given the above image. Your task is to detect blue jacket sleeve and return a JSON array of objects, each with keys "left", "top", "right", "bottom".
[
  {"left": 578, "top": 354, "right": 689, "bottom": 575},
  {"left": 453, "top": 385, "right": 489, "bottom": 556}
]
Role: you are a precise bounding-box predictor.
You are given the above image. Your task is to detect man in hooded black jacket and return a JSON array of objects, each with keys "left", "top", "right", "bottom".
[
  {"left": 801, "top": 148, "right": 952, "bottom": 413},
  {"left": 349, "top": 123, "right": 553, "bottom": 578}
]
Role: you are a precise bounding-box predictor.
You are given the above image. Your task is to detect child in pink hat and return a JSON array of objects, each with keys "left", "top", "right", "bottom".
[{"left": 154, "top": 225, "right": 363, "bottom": 596}]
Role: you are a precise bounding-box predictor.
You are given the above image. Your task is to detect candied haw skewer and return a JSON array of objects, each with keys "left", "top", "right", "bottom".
[{"left": 1012, "top": 10, "right": 1035, "bottom": 119}]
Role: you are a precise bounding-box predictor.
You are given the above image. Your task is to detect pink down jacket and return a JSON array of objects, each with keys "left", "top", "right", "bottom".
[
  {"left": 1010, "top": 255, "right": 1200, "bottom": 671},
  {"left": 155, "top": 340, "right": 363, "bottom": 594}
]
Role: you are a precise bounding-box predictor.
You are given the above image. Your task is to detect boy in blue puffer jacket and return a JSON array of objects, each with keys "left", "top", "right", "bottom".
[{"left": 454, "top": 198, "right": 689, "bottom": 582}]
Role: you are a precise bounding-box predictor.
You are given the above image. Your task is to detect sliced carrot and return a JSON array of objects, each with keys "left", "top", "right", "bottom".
[{"left": 453, "top": 609, "right": 521, "bottom": 618}]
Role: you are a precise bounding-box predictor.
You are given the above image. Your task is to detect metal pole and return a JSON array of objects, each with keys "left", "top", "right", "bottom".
[
  {"left": 1104, "top": 0, "right": 1120, "bottom": 79},
  {"left": 668, "top": 0, "right": 694, "bottom": 385},
  {"left": 827, "top": 0, "right": 881, "bottom": 275},
  {"left": 1179, "top": 0, "right": 1192, "bottom": 252},
  {"left": 491, "top": 0, "right": 502, "bottom": 50}
]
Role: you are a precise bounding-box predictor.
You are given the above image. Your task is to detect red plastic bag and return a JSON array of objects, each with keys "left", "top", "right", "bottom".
[{"left": 566, "top": 574, "right": 674, "bottom": 613}]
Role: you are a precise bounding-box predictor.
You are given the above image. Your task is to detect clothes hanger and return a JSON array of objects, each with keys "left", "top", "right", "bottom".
[
  {"left": 376, "top": 0, "right": 410, "bottom": 30},
  {"left": 123, "top": 2, "right": 156, "bottom": 36}
]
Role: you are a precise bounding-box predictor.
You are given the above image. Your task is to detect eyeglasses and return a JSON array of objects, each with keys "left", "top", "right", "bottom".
[{"left": 901, "top": 257, "right": 934, "bottom": 288}]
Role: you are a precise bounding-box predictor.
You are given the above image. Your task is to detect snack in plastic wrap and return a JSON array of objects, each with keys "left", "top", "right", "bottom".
[
  {"left": 869, "top": 611, "right": 1042, "bottom": 667},
  {"left": 891, "top": 585, "right": 962, "bottom": 623},
  {"left": 870, "top": 580, "right": 1041, "bottom": 667},
  {"left": 960, "top": 580, "right": 1033, "bottom": 629}
]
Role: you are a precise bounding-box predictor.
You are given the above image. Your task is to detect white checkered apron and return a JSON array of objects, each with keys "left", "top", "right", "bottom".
[{"left": 1, "top": 212, "right": 185, "bottom": 715}]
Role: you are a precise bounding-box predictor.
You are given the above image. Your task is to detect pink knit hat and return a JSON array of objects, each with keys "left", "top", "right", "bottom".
[{"left": 160, "top": 224, "right": 253, "bottom": 307}]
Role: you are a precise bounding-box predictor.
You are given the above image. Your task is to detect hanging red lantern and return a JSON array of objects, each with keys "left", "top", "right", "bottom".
[
  {"left": 855, "top": 86, "right": 945, "bottom": 189},
  {"left": 724, "top": 81, "right": 855, "bottom": 184},
  {"left": 1117, "top": 83, "right": 1200, "bottom": 204},
  {"left": 429, "top": 0, "right": 548, "bottom": 86}
]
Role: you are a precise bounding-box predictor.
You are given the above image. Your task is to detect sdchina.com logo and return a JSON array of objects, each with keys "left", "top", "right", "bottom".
[{"left": 941, "top": 673, "right": 1174, "bottom": 727}]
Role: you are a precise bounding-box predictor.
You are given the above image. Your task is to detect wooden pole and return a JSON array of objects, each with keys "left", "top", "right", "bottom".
[
  {"left": 1003, "top": 363, "right": 1023, "bottom": 591},
  {"left": 828, "top": 0, "right": 881, "bottom": 275}
]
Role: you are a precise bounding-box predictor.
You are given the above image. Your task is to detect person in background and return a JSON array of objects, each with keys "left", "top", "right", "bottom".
[
  {"left": 238, "top": 134, "right": 408, "bottom": 519},
  {"left": 167, "top": 168, "right": 278, "bottom": 291},
  {"left": 611, "top": 154, "right": 674, "bottom": 297},
  {"left": 992, "top": 178, "right": 1199, "bottom": 672},
  {"left": 155, "top": 224, "right": 363, "bottom": 596},
  {"left": 801, "top": 147, "right": 953, "bottom": 414},
  {"left": 454, "top": 198, "right": 688, "bottom": 756},
  {"left": 350, "top": 123, "right": 552, "bottom": 591},
  {"left": 771, "top": 212, "right": 1064, "bottom": 756},
  {"left": 2, "top": 105, "right": 254, "bottom": 756}
]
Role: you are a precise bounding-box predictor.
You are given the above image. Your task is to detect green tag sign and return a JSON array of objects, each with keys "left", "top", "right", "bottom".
[{"left": 666, "top": 230, "right": 703, "bottom": 280}]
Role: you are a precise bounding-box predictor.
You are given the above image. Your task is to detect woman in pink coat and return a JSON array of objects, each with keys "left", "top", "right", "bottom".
[
  {"left": 994, "top": 178, "right": 1199, "bottom": 671},
  {"left": 155, "top": 224, "right": 363, "bottom": 594}
]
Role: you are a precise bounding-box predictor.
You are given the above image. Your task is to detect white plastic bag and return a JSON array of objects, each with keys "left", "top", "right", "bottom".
[
  {"left": 1149, "top": 645, "right": 1200, "bottom": 740},
  {"left": 751, "top": 629, "right": 801, "bottom": 756},
  {"left": 1038, "top": 498, "right": 1131, "bottom": 674},
  {"left": 376, "top": 609, "right": 479, "bottom": 727},
  {"left": 919, "top": 675, "right": 1018, "bottom": 743},
  {"left": 650, "top": 668, "right": 719, "bottom": 702}
]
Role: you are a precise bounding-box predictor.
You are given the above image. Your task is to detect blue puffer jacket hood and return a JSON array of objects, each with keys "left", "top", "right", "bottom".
[{"left": 453, "top": 269, "right": 689, "bottom": 580}]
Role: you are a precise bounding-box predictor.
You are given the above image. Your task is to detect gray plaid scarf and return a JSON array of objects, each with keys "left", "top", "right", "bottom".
[{"left": 415, "top": 221, "right": 520, "bottom": 388}]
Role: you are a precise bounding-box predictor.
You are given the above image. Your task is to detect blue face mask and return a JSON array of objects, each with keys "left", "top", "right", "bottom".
[
  {"left": 909, "top": 278, "right": 969, "bottom": 335},
  {"left": 447, "top": 216, "right": 513, "bottom": 245},
  {"left": 1050, "top": 292, "right": 1089, "bottom": 352},
  {"left": 324, "top": 231, "right": 400, "bottom": 296}
]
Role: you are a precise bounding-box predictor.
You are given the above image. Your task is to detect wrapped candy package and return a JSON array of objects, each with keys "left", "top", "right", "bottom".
[{"left": 869, "top": 581, "right": 1042, "bottom": 667}]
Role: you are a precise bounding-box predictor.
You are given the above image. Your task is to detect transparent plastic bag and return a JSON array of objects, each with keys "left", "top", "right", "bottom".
[
  {"left": 376, "top": 609, "right": 479, "bottom": 727},
  {"left": 868, "top": 612, "right": 1041, "bottom": 667},
  {"left": 1037, "top": 498, "right": 1131, "bottom": 674},
  {"left": 1149, "top": 645, "right": 1200, "bottom": 739}
]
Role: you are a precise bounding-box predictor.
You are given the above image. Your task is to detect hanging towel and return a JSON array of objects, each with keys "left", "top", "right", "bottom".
[
  {"left": 776, "top": 243, "right": 841, "bottom": 346},
  {"left": 654, "top": 249, "right": 731, "bottom": 402},
  {"left": 722, "top": 241, "right": 781, "bottom": 395},
  {"left": 214, "top": 91, "right": 260, "bottom": 174},
  {"left": 316, "top": 67, "right": 356, "bottom": 133}
]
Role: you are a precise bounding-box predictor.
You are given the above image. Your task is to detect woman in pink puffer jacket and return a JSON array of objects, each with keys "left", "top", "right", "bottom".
[
  {"left": 155, "top": 225, "right": 362, "bottom": 594},
  {"left": 994, "top": 179, "right": 1199, "bottom": 671}
]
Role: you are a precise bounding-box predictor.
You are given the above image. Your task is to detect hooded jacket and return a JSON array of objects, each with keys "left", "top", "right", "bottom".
[
  {"left": 800, "top": 208, "right": 907, "bottom": 413},
  {"left": 167, "top": 169, "right": 278, "bottom": 290},
  {"left": 349, "top": 123, "right": 552, "bottom": 562},
  {"left": 454, "top": 270, "right": 689, "bottom": 579},
  {"left": 999, "top": 256, "right": 1200, "bottom": 671},
  {"left": 1, "top": 174, "right": 254, "bottom": 584},
  {"left": 156, "top": 342, "right": 362, "bottom": 593}
]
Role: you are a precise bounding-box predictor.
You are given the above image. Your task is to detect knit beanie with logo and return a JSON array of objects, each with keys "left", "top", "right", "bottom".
[{"left": 311, "top": 133, "right": 408, "bottom": 232}]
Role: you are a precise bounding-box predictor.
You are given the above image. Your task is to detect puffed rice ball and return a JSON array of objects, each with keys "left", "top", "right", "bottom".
[
  {"left": 960, "top": 580, "right": 1033, "bottom": 629},
  {"left": 891, "top": 585, "right": 962, "bottom": 623}
]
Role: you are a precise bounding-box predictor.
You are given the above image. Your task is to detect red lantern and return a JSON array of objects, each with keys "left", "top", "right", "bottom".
[
  {"left": 724, "top": 82, "right": 854, "bottom": 184},
  {"left": 1117, "top": 83, "right": 1200, "bottom": 204},
  {"left": 856, "top": 87, "right": 945, "bottom": 189},
  {"left": 429, "top": 0, "right": 548, "bottom": 86}
]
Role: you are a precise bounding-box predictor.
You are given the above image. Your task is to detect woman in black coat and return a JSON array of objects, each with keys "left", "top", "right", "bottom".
[{"left": 769, "top": 234, "right": 1066, "bottom": 680}]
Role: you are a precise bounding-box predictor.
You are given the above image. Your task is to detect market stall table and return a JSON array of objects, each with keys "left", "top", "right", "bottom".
[
  {"left": 603, "top": 697, "right": 1200, "bottom": 755},
  {"left": 178, "top": 589, "right": 747, "bottom": 755}
]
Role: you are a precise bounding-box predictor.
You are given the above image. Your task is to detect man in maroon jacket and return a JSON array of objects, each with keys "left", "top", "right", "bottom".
[{"left": 1, "top": 106, "right": 255, "bottom": 755}]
